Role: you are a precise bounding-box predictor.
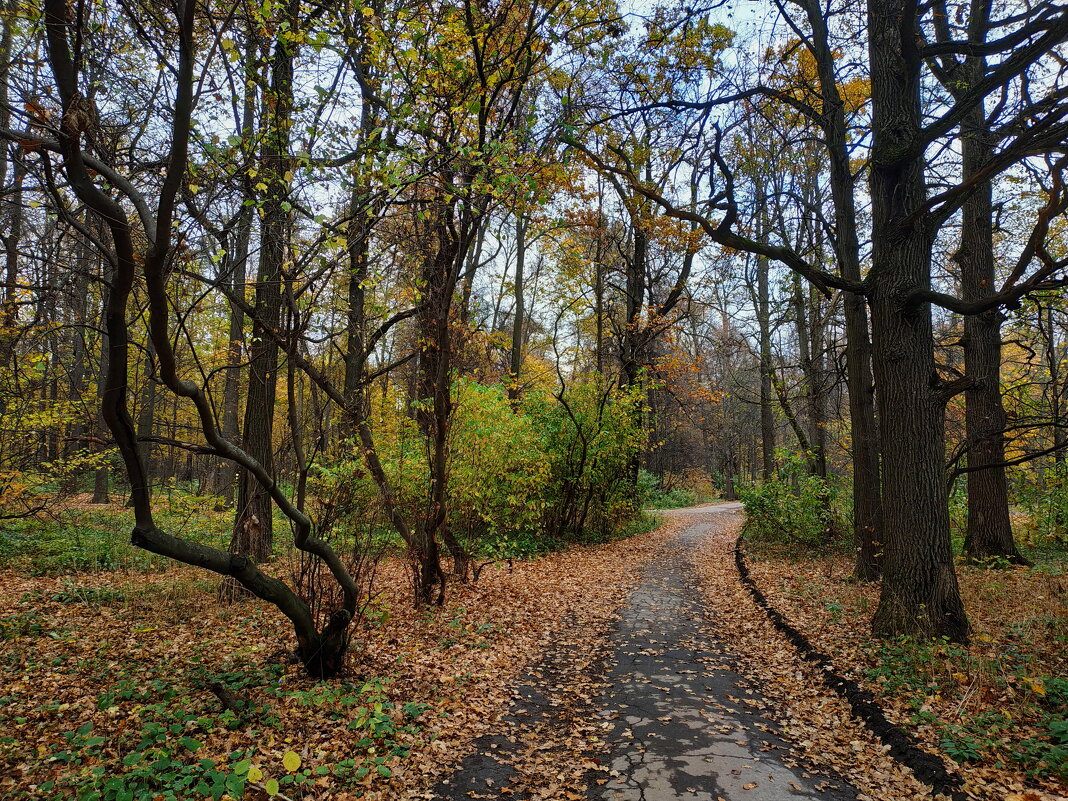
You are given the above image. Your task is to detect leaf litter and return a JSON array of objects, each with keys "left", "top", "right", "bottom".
[{"left": 697, "top": 511, "right": 1067, "bottom": 801}]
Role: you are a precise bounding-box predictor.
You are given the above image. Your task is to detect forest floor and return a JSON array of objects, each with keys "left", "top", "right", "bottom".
[
  {"left": 727, "top": 526, "right": 1068, "bottom": 801},
  {"left": 1, "top": 505, "right": 1064, "bottom": 800},
  {"left": 0, "top": 510, "right": 673, "bottom": 800}
]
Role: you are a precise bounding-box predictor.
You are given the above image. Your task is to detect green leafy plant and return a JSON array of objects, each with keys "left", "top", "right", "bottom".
[
  {"left": 738, "top": 451, "right": 842, "bottom": 548},
  {"left": 48, "top": 579, "right": 126, "bottom": 605},
  {"left": 638, "top": 469, "right": 697, "bottom": 509},
  {"left": 1014, "top": 462, "right": 1068, "bottom": 546}
]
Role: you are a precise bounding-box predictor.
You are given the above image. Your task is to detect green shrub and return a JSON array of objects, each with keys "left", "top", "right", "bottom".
[
  {"left": 638, "top": 469, "right": 697, "bottom": 509},
  {"left": 1015, "top": 463, "right": 1068, "bottom": 545},
  {"left": 321, "top": 376, "right": 644, "bottom": 562},
  {"left": 48, "top": 579, "right": 127, "bottom": 605},
  {"left": 524, "top": 377, "right": 644, "bottom": 544},
  {"left": 0, "top": 489, "right": 232, "bottom": 575},
  {"left": 738, "top": 452, "right": 840, "bottom": 548},
  {"left": 449, "top": 379, "right": 551, "bottom": 558}
]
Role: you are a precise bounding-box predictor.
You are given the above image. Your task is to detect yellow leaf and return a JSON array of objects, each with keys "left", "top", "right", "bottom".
[
  {"left": 247, "top": 765, "right": 263, "bottom": 782},
  {"left": 265, "top": 778, "right": 279, "bottom": 795},
  {"left": 282, "top": 750, "right": 301, "bottom": 772}
]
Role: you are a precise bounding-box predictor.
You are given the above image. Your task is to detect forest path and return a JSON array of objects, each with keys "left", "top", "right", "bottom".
[{"left": 429, "top": 504, "right": 858, "bottom": 801}]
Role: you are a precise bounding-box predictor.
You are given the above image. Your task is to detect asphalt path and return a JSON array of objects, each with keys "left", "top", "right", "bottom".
[{"left": 432, "top": 504, "right": 857, "bottom": 801}]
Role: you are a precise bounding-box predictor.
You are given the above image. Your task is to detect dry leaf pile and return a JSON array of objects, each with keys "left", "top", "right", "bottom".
[
  {"left": 701, "top": 512, "right": 1067, "bottom": 801},
  {"left": 0, "top": 517, "right": 677, "bottom": 800}
]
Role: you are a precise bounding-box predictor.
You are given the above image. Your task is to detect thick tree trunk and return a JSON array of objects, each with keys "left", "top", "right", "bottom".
[
  {"left": 868, "top": 277, "right": 966, "bottom": 639},
  {"left": 411, "top": 229, "right": 455, "bottom": 606},
  {"left": 867, "top": 0, "right": 967, "bottom": 640}
]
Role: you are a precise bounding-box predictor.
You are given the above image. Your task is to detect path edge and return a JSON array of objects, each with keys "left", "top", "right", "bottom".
[{"left": 732, "top": 533, "right": 967, "bottom": 801}]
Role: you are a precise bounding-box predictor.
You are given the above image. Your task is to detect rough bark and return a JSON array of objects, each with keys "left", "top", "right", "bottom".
[
  {"left": 411, "top": 222, "right": 456, "bottom": 605},
  {"left": 945, "top": 5, "right": 1029, "bottom": 566},
  {"left": 867, "top": 0, "right": 968, "bottom": 641}
]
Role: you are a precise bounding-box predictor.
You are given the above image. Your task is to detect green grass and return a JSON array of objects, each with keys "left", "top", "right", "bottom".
[{"left": 0, "top": 492, "right": 232, "bottom": 575}]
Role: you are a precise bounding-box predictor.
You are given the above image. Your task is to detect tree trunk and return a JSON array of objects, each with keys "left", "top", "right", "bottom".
[
  {"left": 136, "top": 344, "right": 156, "bottom": 490},
  {"left": 1047, "top": 305, "right": 1067, "bottom": 467},
  {"left": 867, "top": 0, "right": 967, "bottom": 641},
  {"left": 951, "top": 26, "right": 1028, "bottom": 566},
  {"left": 845, "top": 289, "right": 882, "bottom": 580},
  {"left": 411, "top": 225, "right": 455, "bottom": 606},
  {"left": 458, "top": 217, "right": 485, "bottom": 325},
  {"left": 91, "top": 255, "right": 111, "bottom": 504},
  {"left": 0, "top": 0, "right": 16, "bottom": 362},
  {"left": 342, "top": 18, "right": 381, "bottom": 424},
  {"left": 507, "top": 214, "right": 526, "bottom": 403},
  {"left": 212, "top": 217, "right": 248, "bottom": 506},
  {"left": 67, "top": 220, "right": 90, "bottom": 484},
  {"left": 209, "top": 34, "right": 256, "bottom": 504},
  {"left": 798, "top": 0, "right": 882, "bottom": 579},
  {"left": 231, "top": 10, "right": 297, "bottom": 567},
  {"left": 757, "top": 254, "right": 775, "bottom": 481},
  {"left": 0, "top": 144, "right": 22, "bottom": 367}
]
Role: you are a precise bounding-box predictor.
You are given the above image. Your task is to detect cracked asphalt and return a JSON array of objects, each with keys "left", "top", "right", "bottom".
[{"left": 433, "top": 504, "right": 858, "bottom": 801}]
